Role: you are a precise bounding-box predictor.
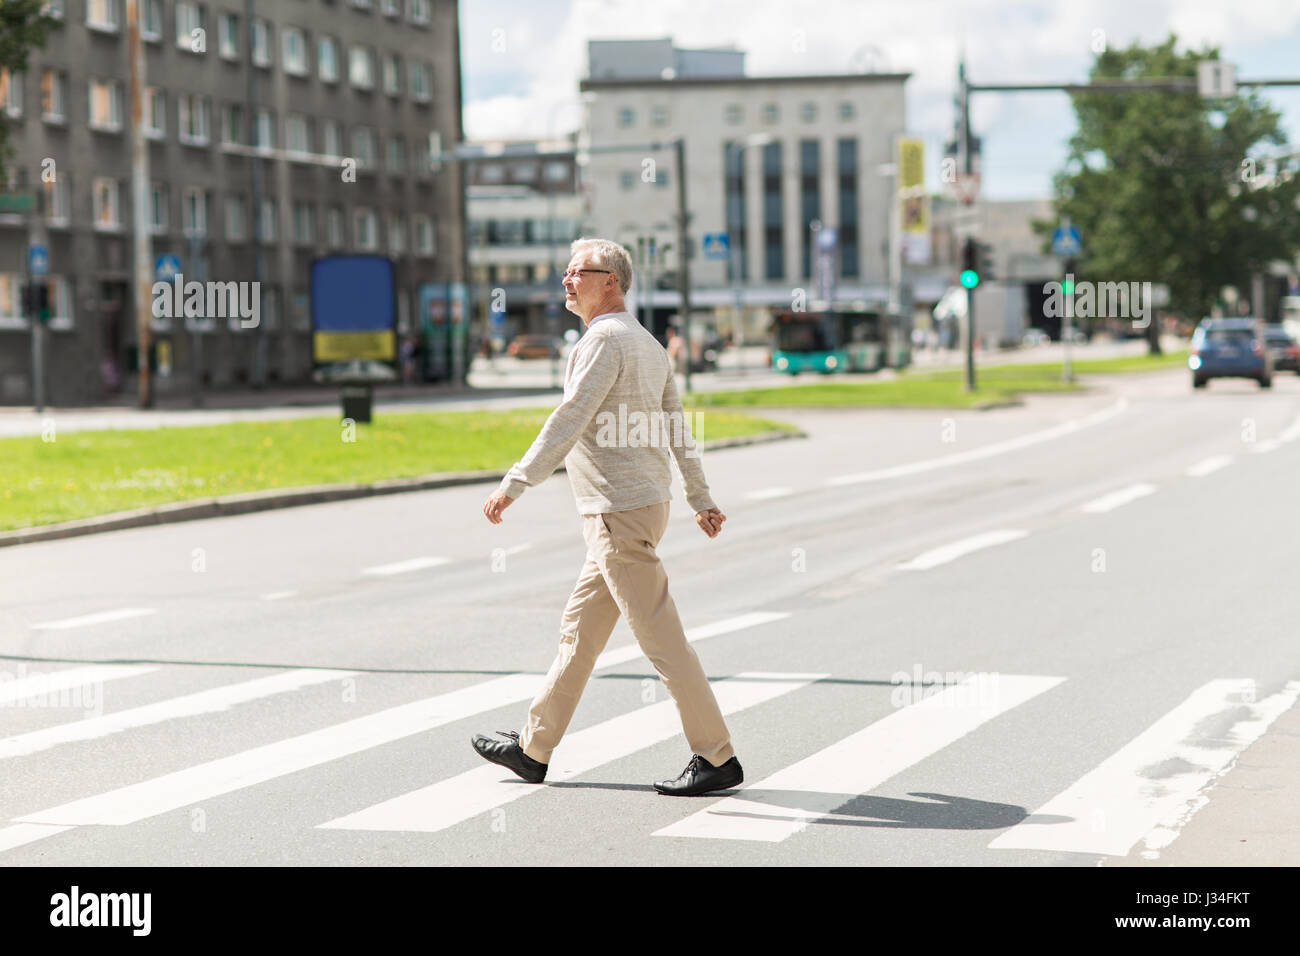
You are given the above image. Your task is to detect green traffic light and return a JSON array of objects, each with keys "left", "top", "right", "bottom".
[
  {"left": 1062, "top": 279, "right": 1075, "bottom": 295},
  {"left": 959, "top": 269, "right": 980, "bottom": 290}
]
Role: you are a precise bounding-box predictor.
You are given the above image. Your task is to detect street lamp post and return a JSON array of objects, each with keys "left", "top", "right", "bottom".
[{"left": 727, "top": 133, "right": 772, "bottom": 376}]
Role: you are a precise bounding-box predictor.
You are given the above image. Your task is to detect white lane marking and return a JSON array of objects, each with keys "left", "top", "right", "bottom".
[
  {"left": 826, "top": 399, "right": 1128, "bottom": 487},
  {"left": 361, "top": 556, "right": 453, "bottom": 576},
  {"left": 1080, "top": 482, "right": 1157, "bottom": 514},
  {"left": 744, "top": 488, "right": 793, "bottom": 501},
  {"left": 319, "top": 672, "right": 825, "bottom": 834},
  {"left": 0, "top": 611, "right": 788, "bottom": 853},
  {"left": 655, "top": 674, "right": 1065, "bottom": 842},
  {"left": 988, "top": 679, "right": 1300, "bottom": 857},
  {"left": 896, "top": 530, "right": 1028, "bottom": 571},
  {"left": 0, "top": 824, "right": 76, "bottom": 854},
  {"left": 1248, "top": 439, "right": 1281, "bottom": 454},
  {"left": 1185, "top": 456, "right": 1232, "bottom": 477},
  {"left": 595, "top": 611, "right": 791, "bottom": 670},
  {"left": 0, "top": 668, "right": 355, "bottom": 760},
  {"left": 261, "top": 591, "right": 297, "bottom": 601},
  {"left": 30, "top": 608, "right": 157, "bottom": 631},
  {"left": 0, "top": 664, "right": 159, "bottom": 706},
  {"left": 1278, "top": 414, "right": 1300, "bottom": 442}
]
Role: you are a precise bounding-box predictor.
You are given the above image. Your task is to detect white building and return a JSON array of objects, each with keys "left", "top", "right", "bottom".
[{"left": 579, "top": 38, "right": 908, "bottom": 339}]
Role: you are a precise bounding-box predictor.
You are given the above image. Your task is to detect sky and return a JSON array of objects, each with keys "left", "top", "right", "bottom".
[{"left": 458, "top": 0, "right": 1300, "bottom": 202}]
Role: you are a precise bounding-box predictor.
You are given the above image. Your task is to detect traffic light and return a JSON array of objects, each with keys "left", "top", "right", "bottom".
[
  {"left": 977, "top": 241, "right": 995, "bottom": 283},
  {"left": 960, "top": 237, "right": 980, "bottom": 289},
  {"left": 21, "top": 281, "right": 51, "bottom": 323},
  {"left": 1062, "top": 257, "right": 1077, "bottom": 296}
]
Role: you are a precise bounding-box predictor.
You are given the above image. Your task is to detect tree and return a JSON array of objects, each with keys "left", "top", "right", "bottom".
[
  {"left": 0, "top": 0, "right": 57, "bottom": 186},
  {"left": 1037, "top": 36, "right": 1300, "bottom": 353}
]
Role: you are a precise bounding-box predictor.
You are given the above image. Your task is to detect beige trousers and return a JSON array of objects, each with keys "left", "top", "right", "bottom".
[{"left": 519, "top": 499, "right": 736, "bottom": 768}]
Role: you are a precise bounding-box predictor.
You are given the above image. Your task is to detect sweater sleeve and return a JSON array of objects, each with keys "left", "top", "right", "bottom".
[
  {"left": 661, "top": 365, "right": 717, "bottom": 513},
  {"left": 496, "top": 334, "right": 622, "bottom": 500}
]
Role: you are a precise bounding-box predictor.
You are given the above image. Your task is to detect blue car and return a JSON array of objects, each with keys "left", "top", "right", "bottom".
[{"left": 1190, "top": 319, "right": 1273, "bottom": 389}]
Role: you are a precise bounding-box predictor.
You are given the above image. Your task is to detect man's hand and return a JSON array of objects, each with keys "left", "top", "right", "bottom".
[
  {"left": 695, "top": 506, "right": 726, "bottom": 538},
  {"left": 484, "top": 490, "right": 515, "bottom": 524}
]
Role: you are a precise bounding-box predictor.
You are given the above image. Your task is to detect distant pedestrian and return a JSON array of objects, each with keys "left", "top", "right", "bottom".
[
  {"left": 476, "top": 237, "right": 741, "bottom": 797},
  {"left": 666, "top": 325, "right": 685, "bottom": 376}
]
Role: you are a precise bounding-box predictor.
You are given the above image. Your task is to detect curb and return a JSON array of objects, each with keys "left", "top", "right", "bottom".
[{"left": 0, "top": 428, "right": 805, "bottom": 548}]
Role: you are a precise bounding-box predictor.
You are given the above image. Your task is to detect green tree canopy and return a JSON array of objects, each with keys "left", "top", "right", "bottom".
[
  {"left": 1038, "top": 36, "right": 1300, "bottom": 340},
  {"left": 0, "top": 0, "right": 57, "bottom": 184}
]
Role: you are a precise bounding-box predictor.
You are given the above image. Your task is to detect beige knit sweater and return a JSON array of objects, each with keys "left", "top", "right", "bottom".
[{"left": 497, "top": 311, "right": 717, "bottom": 515}]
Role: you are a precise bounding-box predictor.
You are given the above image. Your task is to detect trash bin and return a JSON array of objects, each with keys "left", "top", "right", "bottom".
[{"left": 341, "top": 383, "right": 373, "bottom": 423}]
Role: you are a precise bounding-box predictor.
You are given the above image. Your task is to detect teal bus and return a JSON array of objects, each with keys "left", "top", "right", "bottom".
[{"left": 770, "top": 309, "right": 893, "bottom": 374}]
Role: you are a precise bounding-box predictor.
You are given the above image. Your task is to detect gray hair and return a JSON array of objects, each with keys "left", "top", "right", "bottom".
[{"left": 570, "top": 237, "right": 633, "bottom": 295}]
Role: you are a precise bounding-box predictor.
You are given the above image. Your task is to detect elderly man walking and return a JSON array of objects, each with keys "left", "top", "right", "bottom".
[{"left": 476, "top": 237, "right": 742, "bottom": 797}]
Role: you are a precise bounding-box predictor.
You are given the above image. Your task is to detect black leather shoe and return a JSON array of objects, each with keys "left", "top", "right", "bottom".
[
  {"left": 471, "top": 730, "right": 547, "bottom": 783},
  {"left": 653, "top": 754, "right": 743, "bottom": 796}
]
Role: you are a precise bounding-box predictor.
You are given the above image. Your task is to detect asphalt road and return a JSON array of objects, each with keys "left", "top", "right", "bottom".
[{"left": 1, "top": 366, "right": 1297, "bottom": 865}]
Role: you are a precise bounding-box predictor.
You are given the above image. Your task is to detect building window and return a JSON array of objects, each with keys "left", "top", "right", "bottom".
[
  {"left": 413, "top": 214, "right": 433, "bottom": 255},
  {"left": 282, "top": 27, "right": 308, "bottom": 75},
  {"left": 149, "top": 183, "right": 168, "bottom": 235},
  {"left": 724, "top": 104, "right": 741, "bottom": 125},
  {"left": 1, "top": 71, "right": 22, "bottom": 119},
  {"left": 407, "top": 0, "right": 430, "bottom": 24},
  {"left": 651, "top": 105, "right": 668, "bottom": 127},
  {"left": 143, "top": 87, "right": 165, "bottom": 138},
  {"left": 86, "top": 0, "right": 119, "bottom": 32},
  {"left": 409, "top": 62, "right": 430, "bottom": 102},
  {"left": 353, "top": 127, "right": 374, "bottom": 168},
  {"left": 351, "top": 0, "right": 372, "bottom": 8},
  {"left": 386, "top": 135, "right": 405, "bottom": 173},
  {"left": 799, "top": 139, "right": 820, "bottom": 279},
  {"left": 545, "top": 160, "right": 568, "bottom": 185},
  {"left": 219, "top": 13, "right": 239, "bottom": 59},
  {"left": 183, "top": 187, "right": 208, "bottom": 237},
  {"left": 800, "top": 102, "right": 817, "bottom": 122},
  {"left": 178, "top": 94, "right": 210, "bottom": 145},
  {"left": 618, "top": 107, "right": 634, "bottom": 128},
  {"left": 41, "top": 0, "right": 66, "bottom": 20},
  {"left": 259, "top": 199, "right": 277, "bottom": 242},
  {"left": 141, "top": 0, "right": 162, "bottom": 41},
  {"left": 41, "top": 70, "right": 66, "bottom": 123},
  {"left": 258, "top": 287, "right": 280, "bottom": 332},
  {"left": 354, "top": 208, "right": 377, "bottom": 250},
  {"left": 382, "top": 53, "right": 400, "bottom": 96},
  {"left": 382, "top": 0, "right": 400, "bottom": 16},
  {"left": 322, "top": 120, "right": 341, "bottom": 158},
  {"left": 655, "top": 169, "right": 670, "bottom": 189},
  {"left": 388, "top": 214, "right": 406, "bottom": 254},
  {"left": 176, "top": 3, "right": 203, "bottom": 52},
  {"left": 293, "top": 202, "right": 314, "bottom": 244},
  {"left": 762, "top": 103, "right": 779, "bottom": 124},
  {"left": 93, "top": 178, "right": 121, "bottom": 230},
  {"left": 327, "top": 207, "right": 344, "bottom": 248},
  {"left": 221, "top": 103, "right": 244, "bottom": 145},
  {"left": 252, "top": 19, "right": 272, "bottom": 68},
  {"left": 619, "top": 171, "right": 635, "bottom": 190},
  {"left": 88, "top": 78, "right": 123, "bottom": 131},
  {"left": 255, "top": 108, "right": 274, "bottom": 148},
  {"left": 724, "top": 141, "right": 747, "bottom": 282},
  {"left": 318, "top": 37, "right": 338, "bottom": 82},
  {"left": 225, "top": 196, "right": 247, "bottom": 241},
  {"left": 839, "top": 101, "right": 855, "bottom": 120},
  {"left": 762, "top": 141, "right": 783, "bottom": 280},
  {"left": 285, "top": 114, "right": 310, "bottom": 154},
  {"left": 837, "top": 137, "right": 859, "bottom": 278},
  {"left": 349, "top": 47, "right": 374, "bottom": 89},
  {"left": 44, "top": 177, "right": 70, "bottom": 225}
]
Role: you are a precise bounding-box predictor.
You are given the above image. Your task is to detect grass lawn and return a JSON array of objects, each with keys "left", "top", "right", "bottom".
[
  {"left": 0, "top": 406, "right": 798, "bottom": 531},
  {"left": 684, "top": 349, "right": 1189, "bottom": 409}
]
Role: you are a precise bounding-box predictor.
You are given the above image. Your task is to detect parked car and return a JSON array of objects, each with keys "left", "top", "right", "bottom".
[
  {"left": 506, "top": 334, "right": 562, "bottom": 359},
  {"left": 1262, "top": 325, "right": 1300, "bottom": 373},
  {"left": 1189, "top": 318, "right": 1273, "bottom": 388},
  {"left": 1022, "top": 328, "right": 1050, "bottom": 347}
]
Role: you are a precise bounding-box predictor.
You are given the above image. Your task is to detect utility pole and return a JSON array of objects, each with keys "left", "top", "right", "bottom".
[
  {"left": 674, "top": 136, "right": 692, "bottom": 397},
  {"left": 126, "top": 0, "right": 153, "bottom": 407},
  {"left": 25, "top": 179, "right": 49, "bottom": 412},
  {"left": 245, "top": 0, "right": 267, "bottom": 389}
]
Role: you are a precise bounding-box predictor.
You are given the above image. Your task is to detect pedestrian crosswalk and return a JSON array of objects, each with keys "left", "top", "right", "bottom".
[{"left": 1, "top": 621, "right": 1295, "bottom": 862}]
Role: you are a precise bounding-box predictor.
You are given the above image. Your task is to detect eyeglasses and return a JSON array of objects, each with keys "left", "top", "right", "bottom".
[{"left": 562, "top": 269, "right": 611, "bottom": 281}]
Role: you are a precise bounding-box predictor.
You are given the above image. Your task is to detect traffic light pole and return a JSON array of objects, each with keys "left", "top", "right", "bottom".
[
  {"left": 27, "top": 186, "right": 47, "bottom": 413},
  {"left": 965, "top": 286, "right": 976, "bottom": 392}
]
